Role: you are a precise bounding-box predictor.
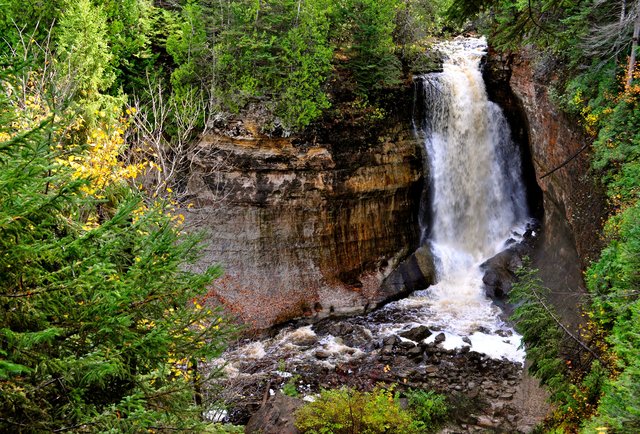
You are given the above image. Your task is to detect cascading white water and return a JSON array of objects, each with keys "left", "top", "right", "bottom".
[
  {"left": 422, "top": 37, "right": 527, "bottom": 257},
  {"left": 400, "top": 36, "right": 529, "bottom": 360}
]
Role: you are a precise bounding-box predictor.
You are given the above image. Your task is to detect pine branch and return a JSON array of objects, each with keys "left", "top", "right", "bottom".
[{"left": 527, "top": 280, "right": 607, "bottom": 366}]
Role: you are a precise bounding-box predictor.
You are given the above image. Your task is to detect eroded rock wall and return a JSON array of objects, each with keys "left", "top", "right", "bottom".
[
  {"left": 186, "top": 114, "right": 423, "bottom": 329},
  {"left": 486, "top": 49, "right": 607, "bottom": 323}
]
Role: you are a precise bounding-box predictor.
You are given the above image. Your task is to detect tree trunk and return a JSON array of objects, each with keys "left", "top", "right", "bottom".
[{"left": 626, "top": 4, "right": 640, "bottom": 88}]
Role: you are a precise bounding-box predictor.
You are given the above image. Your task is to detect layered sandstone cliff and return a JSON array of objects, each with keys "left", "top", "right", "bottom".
[
  {"left": 185, "top": 111, "right": 424, "bottom": 328},
  {"left": 485, "top": 49, "right": 607, "bottom": 323}
]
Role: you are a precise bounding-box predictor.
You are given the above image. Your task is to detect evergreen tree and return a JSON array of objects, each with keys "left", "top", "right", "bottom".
[
  {"left": 336, "top": 0, "right": 402, "bottom": 93},
  {"left": 0, "top": 63, "right": 234, "bottom": 432}
]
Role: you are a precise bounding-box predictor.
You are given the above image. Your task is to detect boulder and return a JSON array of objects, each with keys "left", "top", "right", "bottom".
[
  {"left": 399, "top": 325, "right": 432, "bottom": 342},
  {"left": 481, "top": 248, "right": 520, "bottom": 299},
  {"left": 245, "top": 392, "right": 303, "bottom": 434},
  {"left": 378, "top": 246, "right": 436, "bottom": 304},
  {"left": 312, "top": 322, "right": 373, "bottom": 348}
]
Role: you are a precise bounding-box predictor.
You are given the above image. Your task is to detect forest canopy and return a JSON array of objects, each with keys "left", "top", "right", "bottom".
[{"left": 0, "top": 0, "right": 448, "bottom": 430}]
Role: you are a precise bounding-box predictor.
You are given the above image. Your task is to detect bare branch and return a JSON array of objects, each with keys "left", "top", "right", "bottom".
[{"left": 125, "top": 75, "right": 231, "bottom": 210}]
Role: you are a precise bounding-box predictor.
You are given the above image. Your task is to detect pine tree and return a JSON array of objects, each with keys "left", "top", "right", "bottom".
[{"left": 0, "top": 62, "right": 234, "bottom": 433}]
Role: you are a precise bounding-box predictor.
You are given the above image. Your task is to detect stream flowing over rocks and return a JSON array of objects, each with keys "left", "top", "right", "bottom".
[
  {"left": 212, "top": 37, "right": 549, "bottom": 432},
  {"left": 215, "top": 276, "right": 545, "bottom": 433}
]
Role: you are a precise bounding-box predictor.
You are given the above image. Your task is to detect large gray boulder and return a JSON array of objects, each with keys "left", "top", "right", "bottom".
[
  {"left": 245, "top": 392, "right": 303, "bottom": 434},
  {"left": 481, "top": 247, "right": 525, "bottom": 300},
  {"left": 377, "top": 245, "right": 436, "bottom": 305}
]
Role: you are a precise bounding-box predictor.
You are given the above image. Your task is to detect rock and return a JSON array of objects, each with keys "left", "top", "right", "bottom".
[
  {"left": 504, "top": 49, "right": 606, "bottom": 267},
  {"left": 186, "top": 113, "right": 424, "bottom": 329},
  {"left": 397, "top": 340, "right": 416, "bottom": 350},
  {"left": 245, "top": 392, "right": 303, "bottom": 434},
  {"left": 434, "top": 333, "right": 446, "bottom": 344},
  {"left": 315, "top": 350, "right": 331, "bottom": 359},
  {"left": 495, "top": 329, "right": 511, "bottom": 337},
  {"left": 407, "top": 346, "right": 423, "bottom": 358},
  {"left": 381, "top": 345, "right": 394, "bottom": 355},
  {"left": 476, "top": 416, "right": 499, "bottom": 429},
  {"left": 383, "top": 335, "right": 401, "bottom": 346},
  {"left": 378, "top": 246, "right": 436, "bottom": 304},
  {"left": 399, "top": 325, "right": 432, "bottom": 342},
  {"left": 481, "top": 249, "right": 519, "bottom": 299},
  {"left": 313, "top": 322, "right": 373, "bottom": 348}
]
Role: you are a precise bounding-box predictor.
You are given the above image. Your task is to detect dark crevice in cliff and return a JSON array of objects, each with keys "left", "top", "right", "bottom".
[
  {"left": 483, "top": 60, "right": 544, "bottom": 221},
  {"left": 410, "top": 78, "right": 433, "bottom": 244}
]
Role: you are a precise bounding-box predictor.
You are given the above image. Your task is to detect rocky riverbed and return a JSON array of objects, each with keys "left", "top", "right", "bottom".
[
  {"left": 214, "top": 308, "right": 547, "bottom": 433},
  {"left": 206, "top": 221, "right": 548, "bottom": 433}
]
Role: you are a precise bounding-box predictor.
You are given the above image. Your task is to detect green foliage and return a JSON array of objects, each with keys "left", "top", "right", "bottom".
[
  {"left": 585, "top": 202, "right": 640, "bottom": 431},
  {"left": 510, "top": 263, "right": 613, "bottom": 430},
  {"left": 405, "top": 388, "right": 449, "bottom": 431},
  {"left": 166, "top": 1, "right": 209, "bottom": 103},
  {"left": 0, "top": 0, "right": 63, "bottom": 55},
  {"left": 335, "top": 0, "right": 402, "bottom": 93},
  {"left": 57, "top": 0, "right": 115, "bottom": 98},
  {"left": 446, "top": 0, "right": 587, "bottom": 54},
  {"left": 0, "top": 66, "right": 235, "bottom": 432},
  {"left": 282, "top": 374, "right": 301, "bottom": 398},
  {"left": 212, "top": 0, "right": 333, "bottom": 129},
  {"left": 510, "top": 264, "right": 569, "bottom": 398},
  {"left": 295, "top": 386, "right": 417, "bottom": 434},
  {"left": 161, "top": 0, "right": 449, "bottom": 130},
  {"left": 99, "top": 0, "right": 156, "bottom": 94},
  {"left": 204, "top": 423, "right": 246, "bottom": 433},
  {"left": 1, "top": 0, "right": 158, "bottom": 101}
]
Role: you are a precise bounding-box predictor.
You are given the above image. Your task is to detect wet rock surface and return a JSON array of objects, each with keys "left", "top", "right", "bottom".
[
  {"left": 481, "top": 220, "right": 539, "bottom": 305},
  {"left": 245, "top": 392, "right": 302, "bottom": 434},
  {"left": 186, "top": 110, "right": 424, "bottom": 329},
  {"left": 216, "top": 311, "right": 547, "bottom": 433},
  {"left": 379, "top": 245, "right": 437, "bottom": 304}
]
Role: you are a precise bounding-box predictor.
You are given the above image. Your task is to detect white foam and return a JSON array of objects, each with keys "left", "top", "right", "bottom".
[
  {"left": 203, "top": 408, "right": 227, "bottom": 423},
  {"left": 317, "top": 335, "right": 364, "bottom": 358},
  {"left": 276, "top": 325, "right": 317, "bottom": 346},
  {"left": 469, "top": 332, "right": 525, "bottom": 364},
  {"left": 242, "top": 341, "right": 266, "bottom": 359},
  {"left": 423, "top": 330, "right": 524, "bottom": 363}
]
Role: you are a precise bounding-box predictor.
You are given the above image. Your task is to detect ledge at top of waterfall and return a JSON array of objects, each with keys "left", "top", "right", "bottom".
[{"left": 406, "top": 35, "right": 531, "bottom": 363}]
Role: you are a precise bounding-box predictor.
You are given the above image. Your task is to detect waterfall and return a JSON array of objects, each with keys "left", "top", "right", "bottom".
[
  {"left": 418, "top": 37, "right": 527, "bottom": 257},
  {"left": 401, "top": 36, "right": 529, "bottom": 360}
]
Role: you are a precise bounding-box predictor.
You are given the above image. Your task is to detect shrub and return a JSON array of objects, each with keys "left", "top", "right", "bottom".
[
  {"left": 406, "top": 388, "right": 449, "bottom": 431},
  {"left": 295, "top": 386, "right": 416, "bottom": 434},
  {"left": 282, "top": 374, "right": 301, "bottom": 398}
]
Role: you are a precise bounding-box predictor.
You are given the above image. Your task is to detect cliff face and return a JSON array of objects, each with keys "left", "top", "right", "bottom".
[
  {"left": 186, "top": 110, "right": 424, "bottom": 329},
  {"left": 485, "top": 49, "right": 607, "bottom": 323},
  {"left": 509, "top": 53, "right": 607, "bottom": 266}
]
